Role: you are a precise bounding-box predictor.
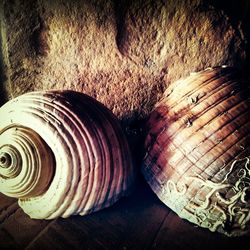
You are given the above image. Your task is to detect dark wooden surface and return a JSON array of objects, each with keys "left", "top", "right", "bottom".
[{"left": 0, "top": 176, "right": 248, "bottom": 250}]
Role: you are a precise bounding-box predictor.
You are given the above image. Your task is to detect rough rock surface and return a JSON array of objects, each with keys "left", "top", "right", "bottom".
[{"left": 0, "top": 0, "right": 250, "bottom": 124}]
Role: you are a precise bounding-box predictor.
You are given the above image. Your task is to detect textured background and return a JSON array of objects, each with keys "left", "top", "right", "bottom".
[{"left": 0, "top": 0, "right": 250, "bottom": 124}]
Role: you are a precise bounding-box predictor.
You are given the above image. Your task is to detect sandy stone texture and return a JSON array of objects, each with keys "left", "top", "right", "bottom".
[{"left": 0, "top": 0, "right": 249, "bottom": 123}]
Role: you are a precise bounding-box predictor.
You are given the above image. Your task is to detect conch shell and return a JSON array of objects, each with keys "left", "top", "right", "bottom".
[
  {"left": 0, "top": 91, "right": 135, "bottom": 219},
  {"left": 142, "top": 67, "right": 250, "bottom": 236}
]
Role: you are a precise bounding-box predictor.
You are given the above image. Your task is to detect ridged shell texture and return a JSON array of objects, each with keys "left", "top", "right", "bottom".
[
  {"left": 0, "top": 91, "right": 134, "bottom": 219},
  {"left": 142, "top": 67, "right": 250, "bottom": 236}
]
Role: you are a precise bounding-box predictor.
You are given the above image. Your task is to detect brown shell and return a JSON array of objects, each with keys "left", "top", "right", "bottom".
[
  {"left": 0, "top": 90, "right": 135, "bottom": 219},
  {"left": 142, "top": 67, "right": 250, "bottom": 236}
]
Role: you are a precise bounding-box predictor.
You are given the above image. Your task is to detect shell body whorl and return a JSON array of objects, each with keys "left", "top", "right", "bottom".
[
  {"left": 0, "top": 91, "right": 135, "bottom": 219},
  {"left": 142, "top": 67, "right": 250, "bottom": 236}
]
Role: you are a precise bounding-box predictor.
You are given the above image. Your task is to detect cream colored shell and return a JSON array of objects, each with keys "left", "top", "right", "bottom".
[
  {"left": 142, "top": 67, "right": 250, "bottom": 236},
  {"left": 0, "top": 91, "right": 135, "bottom": 219}
]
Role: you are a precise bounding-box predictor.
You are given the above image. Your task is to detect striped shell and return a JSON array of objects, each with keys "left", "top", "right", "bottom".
[
  {"left": 142, "top": 67, "right": 250, "bottom": 236},
  {"left": 0, "top": 91, "right": 135, "bottom": 219}
]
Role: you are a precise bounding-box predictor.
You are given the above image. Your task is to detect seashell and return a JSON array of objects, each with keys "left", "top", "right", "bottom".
[
  {"left": 0, "top": 90, "right": 135, "bottom": 219},
  {"left": 142, "top": 67, "right": 250, "bottom": 236}
]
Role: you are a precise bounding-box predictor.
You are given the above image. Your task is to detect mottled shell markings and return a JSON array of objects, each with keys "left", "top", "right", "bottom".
[{"left": 142, "top": 67, "right": 250, "bottom": 236}]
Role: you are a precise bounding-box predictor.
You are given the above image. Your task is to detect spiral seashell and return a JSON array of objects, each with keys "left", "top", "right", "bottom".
[
  {"left": 0, "top": 90, "right": 135, "bottom": 219},
  {"left": 142, "top": 67, "right": 250, "bottom": 236}
]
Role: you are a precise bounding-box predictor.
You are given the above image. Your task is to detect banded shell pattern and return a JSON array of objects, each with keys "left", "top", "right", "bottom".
[
  {"left": 0, "top": 91, "right": 135, "bottom": 219},
  {"left": 142, "top": 67, "right": 250, "bottom": 236}
]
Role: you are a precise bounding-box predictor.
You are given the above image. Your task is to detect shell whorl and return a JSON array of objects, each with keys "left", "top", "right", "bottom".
[
  {"left": 142, "top": 67, "right": 250, "bottom": 236},
  {"left": 0, "top": 91, "right": 134, "bottom": 219},
  {"left": 0, "top": 126, "right": 54, "bottom": 198}
]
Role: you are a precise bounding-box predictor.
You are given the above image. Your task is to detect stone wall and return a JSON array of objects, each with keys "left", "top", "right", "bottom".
[{"left": 0, "top": 0, "right": 249, "bottom": 123}]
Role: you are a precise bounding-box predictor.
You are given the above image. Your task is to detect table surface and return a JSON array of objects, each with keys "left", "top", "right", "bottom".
[{"left": 0, "top": 175, "right": 248, "bottom": 250}]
